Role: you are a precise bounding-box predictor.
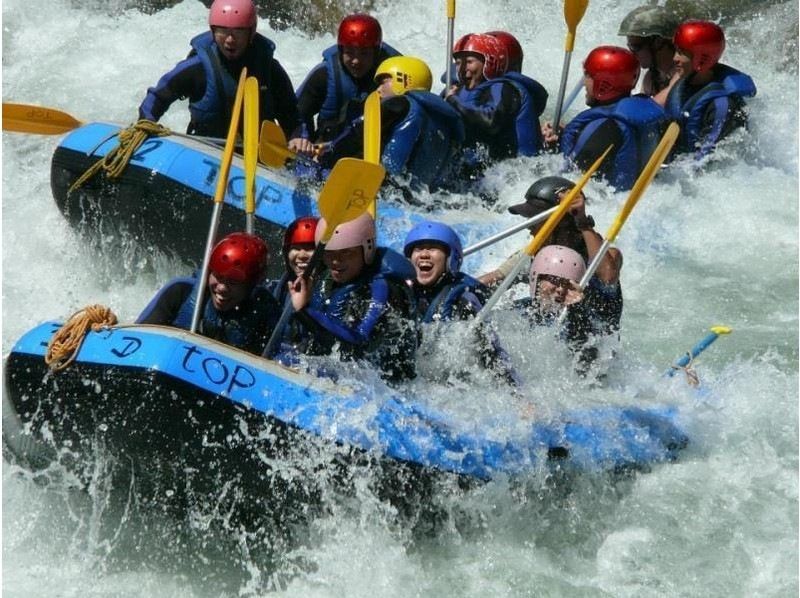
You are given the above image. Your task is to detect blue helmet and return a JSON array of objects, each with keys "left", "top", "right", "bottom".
[{"left": 403, "top": 220, "right": 463, "bottom": 273}]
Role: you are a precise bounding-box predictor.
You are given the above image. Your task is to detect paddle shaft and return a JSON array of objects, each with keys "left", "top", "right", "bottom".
[
  {"left": 665, "top": 327, "right": 732, "bottom": 377},
  {"left": 551, "top": 50, "right": 573, "bottom": 131},
  {"left": 190, "top": 69, "right": 248, "bottom": 332},
  {"left": 445, "top": 0, "right": 456, "bottom": 88},
  {"left": 463, "top": 207, "right": 556, "bottom": 257}
]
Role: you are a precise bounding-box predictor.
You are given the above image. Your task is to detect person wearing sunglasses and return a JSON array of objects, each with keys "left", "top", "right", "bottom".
[
  {"left": 618, "top": 5, "right": 682, "bottom": 99},
  {"left": 515, "top": 245, "right": 622, "bottom": 375}
]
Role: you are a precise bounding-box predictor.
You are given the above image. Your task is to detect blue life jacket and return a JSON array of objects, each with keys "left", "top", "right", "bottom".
[
  {"left": 494, "top": 71, "right": 548, "bottom": 156},
  {"left": 314, "top": 43, "right": 400, "bottom": 124},
  {"left": 170, "top": 275, "right": 278, "bottom": 352},
  {"left": 665, "top": 64, "right": 756, "bottom": 157},
  {"left": 188, "top": 31, "right": 276, "bottom": 135},
  {"left": 382, "top": 91, "right": 465, "bottom": 189},
  {"left": 560, "top": 95, "right": 667, "bottom": 190},
  {"left": 302, "top": 247, "right": 417, "bottom": 380},
  {"left": 416, "top": 272, "right": 485, "bottom": 324}
]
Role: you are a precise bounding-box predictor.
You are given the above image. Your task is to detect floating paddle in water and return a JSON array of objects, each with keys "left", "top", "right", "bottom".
[
  {"left": 262, "top": 158, "right": 386, "bottom": 358},
  {"left": 665, "top": 325, "right": 732, "bottom": 381},
  {"left": 190, "top": 68, "right": 248, "bottom": 333},
  {"left": 477, "top": 143, "right": 613, "bottom": 321}
]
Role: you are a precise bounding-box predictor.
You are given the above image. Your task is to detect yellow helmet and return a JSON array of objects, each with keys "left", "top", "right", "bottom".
[{"left": 374, "top": 56, "right": 433, "bottom": 95}]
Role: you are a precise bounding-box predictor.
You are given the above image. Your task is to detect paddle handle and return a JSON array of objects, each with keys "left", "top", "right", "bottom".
[{"left": 463, "top": 207, "right": 556, "bottom": 257}]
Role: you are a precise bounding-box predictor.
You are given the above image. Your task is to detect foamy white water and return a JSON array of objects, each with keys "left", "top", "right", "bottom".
[{"left": 2, "top": 1, "right": 797, "bottom": 596}]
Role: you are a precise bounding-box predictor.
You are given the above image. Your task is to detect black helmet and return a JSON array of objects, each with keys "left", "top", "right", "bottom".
[{"left": 508, "top": 176, "right": 575, "bottom": 217}]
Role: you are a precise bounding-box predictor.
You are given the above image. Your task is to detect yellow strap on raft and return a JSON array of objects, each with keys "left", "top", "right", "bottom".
[
  {"left": 67, "top": 119, "right": 173, "bottom": 194},
  {"left": 45, "top": 304, "right": 118, "bottom": 372}
]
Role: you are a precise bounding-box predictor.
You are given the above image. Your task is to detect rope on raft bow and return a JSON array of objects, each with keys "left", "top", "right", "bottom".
[
  {"left": 67, "top": 119, "right": 172, "bottom": 194},
  {"left": 45, "top": 304, "right": 118, "bottom": 372}
]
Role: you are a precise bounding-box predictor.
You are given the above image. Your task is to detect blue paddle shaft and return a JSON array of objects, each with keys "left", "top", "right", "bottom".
[{"left": 665, "top": 330, "right": 726, "bottom": 377}]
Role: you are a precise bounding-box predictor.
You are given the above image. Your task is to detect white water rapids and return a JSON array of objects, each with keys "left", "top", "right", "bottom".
[{"left": 2, "top": 0, "right": 797, "bottom": 596}]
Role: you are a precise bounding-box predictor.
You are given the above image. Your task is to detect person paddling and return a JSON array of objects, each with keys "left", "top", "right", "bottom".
[
  {"left": 138, "top": 0, "right": 308, "bottom": 151},
  {"left": 542, "top": 46, "right": 667, "bottom": 191},
  {"left": 295, "top": 14, "right": 401, "bottom": 149},
  {"left": 137, "top": 232, "right": 280, "bottom": 355},
  {"left": 659, "top": 20, "right": 757, "bottom": 159},
  {"left": 287, "top": 213, "right": 418, "bottom": 383},
  {"left": 317, "top": 56, "right": 464, "bottom": 191},
  {"left": 514, "top": 245, "right": 621, "bottom": 373}
]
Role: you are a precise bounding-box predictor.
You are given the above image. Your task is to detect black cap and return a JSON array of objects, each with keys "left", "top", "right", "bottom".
[{"left": 507, "top": 176, "right": 576, "bottom": 218}]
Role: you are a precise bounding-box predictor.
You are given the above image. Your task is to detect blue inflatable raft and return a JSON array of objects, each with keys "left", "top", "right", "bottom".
[
  {"left": 4, "top": 321, "right": 688, "bottom": 502},
  {"left": 50, "top": 123, "right": 425, "bottom": 278}
]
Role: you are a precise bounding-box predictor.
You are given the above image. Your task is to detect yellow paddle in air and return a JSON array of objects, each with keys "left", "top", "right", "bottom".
[
  {"left": 363, "top": 90, "right": 382, "bottom": 217},
  {"left": 243, "top": 76, "right": 260, "bottom": 233},
  {"left": 552, "top": 0, "right": 589, "bottom": 134},
  {"left": 190, "top": 68, "right": 248, "bottom": 333},
  {"left": 477, "top": 143, "right": 613, "bottom": 320},
  {"left": 262, "top": 157, "right": 386, "bottom": 357},
  {"left": 555, "top": 122, "right": 681, "bottom": 323}
]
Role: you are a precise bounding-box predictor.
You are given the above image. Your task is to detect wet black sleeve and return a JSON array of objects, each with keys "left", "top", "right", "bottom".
[
  {"left": 296, "top": 66, "right": 329, "bottom": 137},
  {"left": 136, "top": 281, "right": 193, "bottom": 325},
  {"left": 268, "top": 59, "right": 306, "bottom": 139},
  {"left": 138, "top": 58, "right": 207, "bottom": 122}
]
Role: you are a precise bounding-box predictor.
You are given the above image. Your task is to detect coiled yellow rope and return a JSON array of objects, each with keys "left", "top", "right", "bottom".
[
  {"left": 45, "top": 304, "right": 118, "bottom": 372},
  {"left": 67, "top": 119, "right": 173, "bottom": 194}
]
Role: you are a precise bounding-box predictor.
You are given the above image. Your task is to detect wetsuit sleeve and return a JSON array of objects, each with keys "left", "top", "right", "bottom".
[
  {"left": 268, "top": 60, "right": 306, "bottom": 140},
  {"left": 295, "top": 65, "right": 328, "bottom": 140},
  {"left": 297, "top": 278, "right": 392, "bottom": 346},
  {"left": 446, "top": 82, "right": 520, "bottom": 136},
  {"left": 136, "top": 280, "right": 194, "bottom": 325},
  {"left": 138, "top": 57, "right": 206, "bottom": 122}
]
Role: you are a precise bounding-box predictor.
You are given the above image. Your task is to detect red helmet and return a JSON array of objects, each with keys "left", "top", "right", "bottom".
[
  {"left": 486, "top": 31, "right": 523, "bottom": 72},
  {"left": 673, "top": 20, "right": 725, "bottom": 73},
  {"left": 208, "top": 0, "right": 257, "bottom": 30},
  {"left": 453, "top": 33, "right": 508, "bottom": 80},
  {"left": 453, "top": 33, "right": 476, "bottom": 54},
  {"left": 583, "top": 45, "right": 640, "bottom": 103},
  {"left": 209, "top": 232, "right": 268, "bottom": 285},
  {"left": 282, "top": 216, "right": 318, "bottom": 268},
  {"left": 338, "top": 14, "right": 382, "bottom": 48}
]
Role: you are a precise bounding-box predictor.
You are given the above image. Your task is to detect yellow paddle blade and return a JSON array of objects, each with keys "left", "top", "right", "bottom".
[
  {"left": 243, "top": 76, "right": 260, "bottom": 215},
  {"left": 564, "top": 0, "right": 589, "bottom": 51},
  {"left": 258, "top": 120, "right": 295, "bottom": 167},
  {"left": 213, "top": 68, "right": 247, "bottom": 204},
  {"left": 710, "top": 325, "right": 733, "bottom": 335},
  {"left": 2, "top": 103, "right": 83, "bottom": 135},
  {"left": 447, "top": 0, "right": 456, "bottom": 19},
  {"left": 317, "top": 158, "right": 386, "bottom": 243},
  {"left": 605, "top": 122, "right": 679, "bottom": 242},
  {"left": 523, "top": 144, "right": 612, "bottom": 257}
]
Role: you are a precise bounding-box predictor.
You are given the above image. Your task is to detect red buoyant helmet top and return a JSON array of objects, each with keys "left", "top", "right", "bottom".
[
  {"left": 486, "top": 30, "right": 523, "bottom": 72},
  {"left": 453, "top": 33, "right": 509, "bottom": 80},
  {"left": 583, "top": 45, "right": 640, "bottom": 103},
  {"left": 282, "top": 216, "right": 319, "bottom": 269},
  {"left": 338, "top": 13, "right": 382, "bottom": 48},
  {"left": 209, "top": 232, "right": 269, "bottom": 285},
  {"left": 673, "top": 20, "right": 725, "bottom": 73}
]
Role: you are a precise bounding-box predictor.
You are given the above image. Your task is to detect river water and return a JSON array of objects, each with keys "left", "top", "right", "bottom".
[{"left": 2, "top": 0, "right": 798, "bottom": 596}]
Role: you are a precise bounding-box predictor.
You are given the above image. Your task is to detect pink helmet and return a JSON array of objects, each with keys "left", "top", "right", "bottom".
[
  {"left": 209, "top": 0, "right": 257, "bottom": 29},
  {"left": 530, "top": 245, "right": 585, "bottom": 295},
  {"left": 315, "top": 213, "right": 377, "bottom": 265}
]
